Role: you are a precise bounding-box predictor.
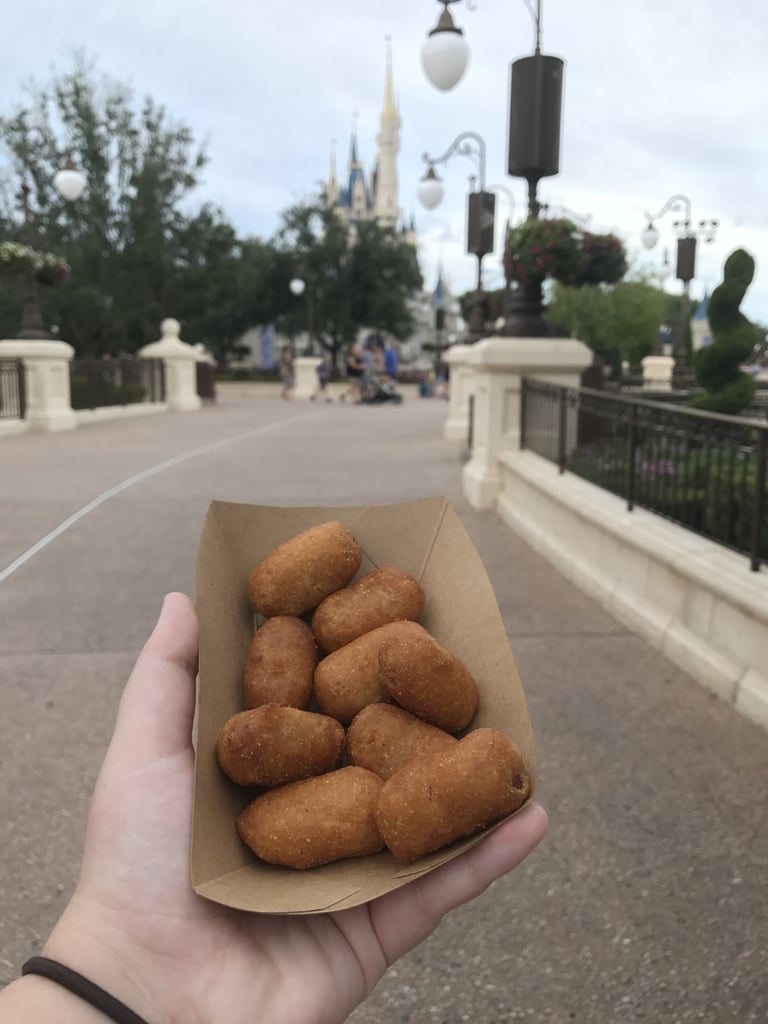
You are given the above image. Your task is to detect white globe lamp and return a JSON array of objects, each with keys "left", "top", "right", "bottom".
[
  {"left": 421, "top": 23, "right": 470, "bottom": 92},
  {"left": 641, "top": 220, "right": 659, "bottom": 250},
  {"left": 53, "top": 159, "right": 87, "bottom": 202},
  {"left": 417, "top": 166, "right": 445, "bottom": 210},
  {"left": 289, "top": 278, "right": 306, "bottom": 296}
]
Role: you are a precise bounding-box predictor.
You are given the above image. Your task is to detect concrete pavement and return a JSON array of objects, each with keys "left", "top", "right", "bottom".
[{"left": 1, "top": 394, "right": 766, "bottom": 1021}]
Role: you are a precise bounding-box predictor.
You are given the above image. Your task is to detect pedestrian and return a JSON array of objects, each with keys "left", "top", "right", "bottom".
[
  {"left": 278, "top": 346, "right": 294, "bottom": 400},
  {"left": 311, "top": 355, "right": 333, "bottom": 402},
  {"left": 0, "top": 593, "right": 548, "bottom": 1024},
  {"left": 341, "top": 343, "right": 365, "bottom": 403},
  {"left": 383, "top": 339, "right": 399, "bottom": 381}
]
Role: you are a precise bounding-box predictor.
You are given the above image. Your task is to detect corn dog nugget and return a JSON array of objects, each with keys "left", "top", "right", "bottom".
[
  {"left": 378, "top": 621, "right": 478, "bottom": 732},
  {"left": 311, "top": 564, "right": 425, "bottom": 653},
  {"left": 376, "top": 728, "right": 530, "bottom": 864},
  {"left": 248, "top": 521, "right": 362, "bottom": 618},
  {"left": 244, "top": 616, "right": 316, "bottom": 710},
  {"left": 216, "top": 705, "right": 345, "bottom": 787},
  {"left": 347, "top": 703, "right": 458, "bottom": 779},
  {"left": 313, "top": 623, "right": 406, "bottom": 724},
  {"left": 237, "top": 766, "right": 385, "bottom": 869}
]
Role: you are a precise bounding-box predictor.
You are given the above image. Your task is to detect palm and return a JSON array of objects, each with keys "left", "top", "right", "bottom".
[
  {"left": 48, "top": 594, "right": 547, "bottom": 1024},
  {"left": 81, "top": 743, "right": 384, "bottom": 1024}
]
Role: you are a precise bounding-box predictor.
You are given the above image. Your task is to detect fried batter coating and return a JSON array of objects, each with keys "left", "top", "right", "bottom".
[
  {"left": 347, "top": 703, "right": 458, "bottom": 779},
  {"left": 243, "top": 616, "right": 316, "bottom": 710},
  {"left": 236, "top": 766, "right": 384, "bottom": 869},
  {"left": 311, "top": 564, "right": 425, "bottom": 653},
  {"left": 216, "top": 705, "right": 344, "bottom": 788},
  {"left": 313, "top": 623, "right": 407, "bottom": 724},
  {"left": 247, "top": 521, "right": 362, "bottom": 618},
  {"left": 378, "top": 620, "right": 478, "bottom": 732},
  {"left": 375, "top": 728, "right": 530, "bottom": 864}
]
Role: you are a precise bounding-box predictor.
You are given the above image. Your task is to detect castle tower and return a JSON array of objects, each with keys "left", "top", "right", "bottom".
[
  {"left": 347, "top": 122, "right": 369, "bottom": 222},
  {"left": 373, "top": 36, "right": 401, "bottom": 228},
  {"left": 326, "top": 139, "right": 339, "bottom": 207}
]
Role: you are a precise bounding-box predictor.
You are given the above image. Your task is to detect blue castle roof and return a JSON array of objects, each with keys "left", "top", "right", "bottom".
[{"left": 692, "top": 291, "right": 710, "bottom": 320}]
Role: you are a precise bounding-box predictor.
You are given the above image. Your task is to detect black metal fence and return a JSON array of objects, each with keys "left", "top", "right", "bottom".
[
  {"left": 196, "top": 361, "right": 217, "bottom": 402},
  {"left": 0, "top": 358, "right": 26, "bottom": 420},
  {"left": 69, "top": 357, "right": 165, "bottom": 410},
  {"left": 521, "top": 378, "right": 768, "bottom": 571}
]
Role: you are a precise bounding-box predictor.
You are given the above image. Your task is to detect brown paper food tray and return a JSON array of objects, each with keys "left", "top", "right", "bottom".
[{"left": 192, "top": 496, "right": 536, "bottom": 914}]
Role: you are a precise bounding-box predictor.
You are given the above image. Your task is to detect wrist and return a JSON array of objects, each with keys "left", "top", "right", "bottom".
[
  {"left": 0, "top": 975, "right": 107, "bottom": 1023},
  {"left": 40, "top": 897, "right": 171, "bottom": 1024}
]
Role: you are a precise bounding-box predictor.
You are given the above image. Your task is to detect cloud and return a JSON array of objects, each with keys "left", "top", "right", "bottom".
[{"left": 1, "top": 0, "right": 766, "bottom": 323}]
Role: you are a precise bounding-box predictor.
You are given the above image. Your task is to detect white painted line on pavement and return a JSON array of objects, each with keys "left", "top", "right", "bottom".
[{"left": 0, "top": 414, "right": 323, "bottom": 585}]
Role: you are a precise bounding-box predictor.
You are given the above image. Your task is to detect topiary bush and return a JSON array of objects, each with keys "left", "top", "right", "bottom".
[{"left": 690, "top": 248, "right": 758, "bottom": 415}]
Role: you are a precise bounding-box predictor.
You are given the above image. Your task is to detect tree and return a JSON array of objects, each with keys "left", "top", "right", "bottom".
[
  {"left": 0, "top": 56, "right": 215, "bottom": 354},
  {"left": 546, "top": 277, "right": 668, "bottom": 375},
  {"left": 273, "top": 200, "right": 422, "bottom": 372}
]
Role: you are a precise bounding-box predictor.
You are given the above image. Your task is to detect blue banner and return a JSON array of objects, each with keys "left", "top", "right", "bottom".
[{"left": 260, "top": 324, "right": 276, "bottom": 369}]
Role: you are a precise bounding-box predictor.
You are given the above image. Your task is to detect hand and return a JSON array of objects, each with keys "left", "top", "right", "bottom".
[{"left": 42, "top": 593, "right": 548, "bottom": 1024}]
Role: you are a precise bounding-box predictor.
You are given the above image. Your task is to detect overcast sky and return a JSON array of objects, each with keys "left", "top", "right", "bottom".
[{"left": 3, "top": 0, "right": 767, "bottom": 328}]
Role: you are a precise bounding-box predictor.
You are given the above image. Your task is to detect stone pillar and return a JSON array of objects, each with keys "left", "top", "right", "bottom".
[
  {"left": 463, "top": 335, "right": 593, "bottom": 510},
  {"left": 641, "top": 355, "right": 674, "bottom": 392},
  {"left": 138, "top": 319, "right": 201, "bottom": 412},
  {"left": 443, "top": 344, "right": 475, "bottom": 443},
  {"left": 294, "top": 356, "right": 319, "bottom": 399},
  {"left": 0, "top": 338, "right": 77, "bottom": 432}
]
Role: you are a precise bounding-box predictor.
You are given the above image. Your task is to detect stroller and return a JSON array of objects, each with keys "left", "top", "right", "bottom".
[{"left": 359, "top": 370, "right": 403, "bottom": 405}]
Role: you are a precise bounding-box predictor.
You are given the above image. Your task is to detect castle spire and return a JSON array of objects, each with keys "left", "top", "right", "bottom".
[
  {"left": 382, "top": 34, "right": 397, "bottom": 119},
  {"left": 349, "top": 112, "right": 361, "bottom": 168},
  {"left": 325, "top": 138, "right": 339, "bottom": 206},
  {"left": 373, "top": 37, "right": 401, "bottom": 228},
  {"left": 329, "top": 138, "right": 337, "bottom": 188}
]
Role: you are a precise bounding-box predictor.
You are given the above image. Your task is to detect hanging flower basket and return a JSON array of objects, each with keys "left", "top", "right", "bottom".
[
  {"left": 0, "top": 242, "right": 42, "bottom": 276},
  {"left": 36, "top": 257, "right": 71, "bottom": 287},
  {"left": 0, "top": 242, "right": 70, "bottom": 284},
  {"left": 576, "top": 231, "right": 627, "bottom": 286},
  {"left": 503, "top": 218, "right": 627, "bottom": 290},
  {"left": 504, "top": 218, "right": 584, "bottom": 288}
]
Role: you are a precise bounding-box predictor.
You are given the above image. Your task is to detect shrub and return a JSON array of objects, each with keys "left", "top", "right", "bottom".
[{"left": 690, "top": 249, "right": 759, "bottom": 415}]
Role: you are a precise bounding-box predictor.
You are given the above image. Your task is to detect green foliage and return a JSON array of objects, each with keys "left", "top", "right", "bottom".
[
  {"left": 0, "top": 241, "right": 68, "bottom": 278},
  {"left": 0, "top": 56, "right": 208, "bottom": 353},
  {"left": 69, "top": 377, "right": 145, "bottom": 409},
  {"left": 0, "top": 58, "right": 422, "bottom": 363},
  {"left": 568, "top": 435, "right": 767, "bottom": 561},
  {"left": 691, "top": 249, "right": 758, "bottom": 414},
  {"left": 547, "top": 277, "right": 668, "bottom": 374},
  {"left": 273, "top": 202, "right": 422, "bottom": 371}
]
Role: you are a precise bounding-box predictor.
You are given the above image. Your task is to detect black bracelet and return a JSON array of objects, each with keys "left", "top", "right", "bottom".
[{"left": 22, "top": 957, "right": 151, "bottom": 1024}]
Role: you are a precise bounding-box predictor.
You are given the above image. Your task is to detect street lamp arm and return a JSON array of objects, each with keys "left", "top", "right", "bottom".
[
  {"left": 422, "top": 130, "right": 486, "bottom": 189},
  {"left": 644, "top": 193, "right": 692, "bottom": 227}
]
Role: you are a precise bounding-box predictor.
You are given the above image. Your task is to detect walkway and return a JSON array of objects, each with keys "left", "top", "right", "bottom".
[{"left": 1, "top": 395, "right": 766, "bottom": 1022}]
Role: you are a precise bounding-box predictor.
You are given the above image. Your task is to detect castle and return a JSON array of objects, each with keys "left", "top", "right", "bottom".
[{"left": 322, "top": 41, "right": 416, "bottom": 246}]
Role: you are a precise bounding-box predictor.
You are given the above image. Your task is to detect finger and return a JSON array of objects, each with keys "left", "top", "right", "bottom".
[
  {"left": 109, "top": 592, "right": 199, "bottom": 766},
  {"left": 370, "top": 802, "right": 548, "bottom": 964}
]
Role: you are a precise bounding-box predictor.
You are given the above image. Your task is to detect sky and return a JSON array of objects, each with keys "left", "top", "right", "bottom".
[{"left": 2, "top": 0, "right": 768, "bottom": 329}]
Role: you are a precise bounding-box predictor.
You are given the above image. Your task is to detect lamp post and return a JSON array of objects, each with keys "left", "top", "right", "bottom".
[
  {"left": 417, "top": 131, "right": 495, "bottom": 342},
  {"left": 641, "top": 194, "right": 718, "bottom": 379},
  {"left": 487, "top": 182, "right": 519, "bottom": 331},
  {"left": 420, "top": 0, "right": 565, "bottom": 339},
  {"left": 289, "top": 275, "right": 316, "bottom": 355},
  {"left": 12, "top": 128, "right": 86, "bottom": 339}
]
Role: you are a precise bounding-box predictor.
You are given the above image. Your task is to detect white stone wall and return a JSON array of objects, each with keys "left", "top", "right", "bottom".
[{"left": 496, "top": 449, "right": 768, "bottom": 732}]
